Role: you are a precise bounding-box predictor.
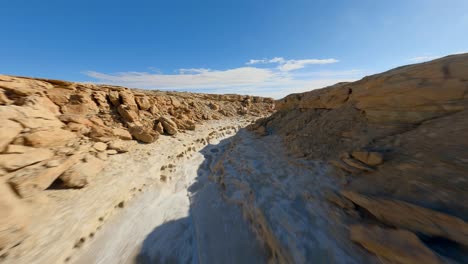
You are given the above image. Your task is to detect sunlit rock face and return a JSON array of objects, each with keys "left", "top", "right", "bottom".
[{"left": 250, "top": 53, "right": 468, "bottom": 263}]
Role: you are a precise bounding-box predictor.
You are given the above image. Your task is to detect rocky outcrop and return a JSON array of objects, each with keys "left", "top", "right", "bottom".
[
  {"left": 128, "top": 125, "right": 159, "bottom": 143},
  {"left": 159, "top": 116, "right": 178, "bottom": 135},
  {"left": 0, "top": 74, "right": 274, "bottom": 254},
  {"left": 343, "top": 191, "right": 468, "bottom": 247},
  {"left": 252, "top": 53, "right": 468, "bottom": 262},
  {"left": 0, "top": 179, "right": 29, "bottom": 254},
  {"left": 350, "top": 225, "right": 441, "bottom": 264}
]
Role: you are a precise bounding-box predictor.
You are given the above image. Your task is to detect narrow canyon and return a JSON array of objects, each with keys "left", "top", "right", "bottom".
[{"left": 1, "top": 53, "right": 468, "bottom": 264}]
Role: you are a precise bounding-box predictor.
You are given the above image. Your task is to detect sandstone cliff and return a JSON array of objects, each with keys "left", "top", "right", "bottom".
[
  {"left": 250, "top": 53, "right": 468, "bottom": 263},
  {"left": 0, "top": 75, "right": 273, "bottom": 257}
]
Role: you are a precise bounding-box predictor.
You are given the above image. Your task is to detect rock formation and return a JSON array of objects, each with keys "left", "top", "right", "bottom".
[
  {"left": 251, "top": 53, "right": 468, "bottom": 263},
  {"left": 0, "top": 75, "right": 273, "bottom": 255}
]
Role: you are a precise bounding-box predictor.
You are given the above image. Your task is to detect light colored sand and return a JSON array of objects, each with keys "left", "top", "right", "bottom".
[
  {"left": 8, "top": 116, "right": 372, "bottom": 264},
  {"left": 5, "top": 117, "right": 258, "bottom": 264},
  {"left": 207, "top": 129, "right": 368, "bottom": 263},
  {"left": 74, "top": 122, "right": 267, "bottom": 264}
]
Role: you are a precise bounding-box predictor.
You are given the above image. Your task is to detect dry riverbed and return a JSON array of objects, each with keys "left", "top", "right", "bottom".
[{"left": 7, "top": 116, "right": 370, "bottom": 264}]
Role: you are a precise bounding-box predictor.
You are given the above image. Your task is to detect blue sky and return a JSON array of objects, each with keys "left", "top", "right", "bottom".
[{"left": 2, "top": 0, "right": 467, "bottom": 98}]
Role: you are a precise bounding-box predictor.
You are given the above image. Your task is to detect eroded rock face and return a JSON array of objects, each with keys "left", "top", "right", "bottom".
[
  {"left": 253, "top": 53, "right": 468, "bottom": 262},
  {"left": 350, "top": 225, "right": 441, "bottom": 264},
  {"left": 24, "top": 129, "right": 75, "bottom": 148},
  {"left": 0, "top": 74, "right": 274, "bottom": 255},
  {"left": 159, "top": 116, "right": 178, "bottom": 135},
  {"left": 9, "top": 154, "right": 82, "bottom": 197},
  {"left": 0, "top": 120, "right": 22, "bottom": 151},
  {"left": 0, "top": 179, "right": 29, "bottom": 253},
  {"left": 59, "top": 155, "right": 105, "bottom": 188},
  {"left": 117, "top": 104, "right": 139, "bottom": 123},
  {"left": 129, "top": 125, "right": 159, "bottom": 143},
  {"left": 0, "top": 145, "right": 54, "bottom": 172},
  {"left": 342, "top": 191, "right": 468, "bottom": 247}
]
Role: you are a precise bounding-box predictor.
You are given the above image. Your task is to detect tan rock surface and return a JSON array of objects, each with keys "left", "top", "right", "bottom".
[
  {"left": 59, "top": 156, "right": 105, "bottom": 188},
  {"left": 24, "top": 129, "right": 75, "bottom": 147},
  {"left": 351, "top": 151, "right": 383, "bottom": 166},
  {"left": 0, "top": 73, "right": 274, "bottom": 259},
  {"left": 342, "top": 191, "right": 468, "bottom": 247},
  {"left": 117, "top": 104, "right": 139, "bottom": 122},
  {"left": 253, "top": 53, "right": 468, "bottom": 262},
  {"left": 0, "top": 120, "right": 23, "bottom": 151},
  {"left": 129, "top": 125, "right": 159, "bottom": 143},
  {"left": 159, "top": 116, "right": 178, "bottom": 135},
  {"left": 9, "top": 154, "right": 82, "bottom": 197},
  {"left": 0, "top": 179, "right": 29, "bottom": 253},
  {"left": 0, "top": 146, "right": 53, "bottom": 172},
  {"left": 350, "top": 225, "right": 441, "bottom": 264}
]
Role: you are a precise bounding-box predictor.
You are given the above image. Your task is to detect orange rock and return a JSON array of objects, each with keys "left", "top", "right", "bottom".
[
  {"left": 342, "top": 191, "right": 468, "bottom": 247},
  {"left": 350, "top": 225, "right": 440, "bottom": 264}
]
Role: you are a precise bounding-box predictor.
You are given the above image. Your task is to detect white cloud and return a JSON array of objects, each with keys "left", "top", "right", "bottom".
[
  {"left": 84, "top": 57, "right": 363, "bottom": 99},
  {"left": 278, "top": 58, "right": 339, "bottom": 71},
  {"left": 246, "top": 57, "right": 338, "bottom": 72},
  {"left": 85, "top": 67, "right": 280, "bottom": 89},
  {"left": 409, "top": 56, "right": 439, "bottom": 63}
]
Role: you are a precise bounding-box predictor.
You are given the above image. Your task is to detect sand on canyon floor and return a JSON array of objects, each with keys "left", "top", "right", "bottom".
[{"left": 71, "top": 121, "right": 368, "bottom": 264}]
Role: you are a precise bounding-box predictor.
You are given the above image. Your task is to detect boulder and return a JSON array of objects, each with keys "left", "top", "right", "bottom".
[
  {"left": 208, "top": 102, "right": 219, "bottom": 110},
  {"left": 0, "top": 120, "right": 22, "bottom": 151},
  {"left": 135, "top": 96, "right": 151, "bottom": 110},
  {"left": 61, "top": 92, "right": 99, "bottom": 115},
  {"left": 154, "top": 121, "right": 164, "bottom": 134},
  {"left": 342, "top": 191, "right": 468, "bottom": 247},
  {"left": 106, "top": 149, "right": 118, "bottom": 155},
  {"left": 350, "top": 225, "right": 440, "bottom": 264},
  {"left": 108, "top": 140, "right": 130, "bottom": 153},
  {"left": 93, "top": 142, "right": 107, "bottom": 152},
  {"left": 24, "top": 129, "right": 76, "bottom": 148},
  {"left": 117, "top": 104, "right": 139, "bottom": 122},
  {"left": 129, "top": 125, "right": 159, "bottom": 143},
  {"left": 112, "top": 127, "right": 132, "bottom": 140},
  {"left": 351, "top": 151, "right": 383, "bottom": 166},
  {"left": 149, "top": 105, "right": 159, "bottom": 115},
  {"left": 174, "top": 119, "right": 195, "bottom": 131},
  {"left": 9, "top": 154, "right": 81, "bottom": 197},
  {"left": 92, "top": 91, "right": 109, "bottom": 110},
  {"left": 0, "top": 145, "right": 54, "bottom": 171},
  {"left": 119, "top": 91, "right": 138, "bottom": 110},
  {"left": 108, "top": 90, "right": 120, "bottom": 106},
  {"left": 59, "top": 156, "right": 105, "bottom": 188},
  {"left": 159, "top": 116, "right": 178, "bottom": 135}
]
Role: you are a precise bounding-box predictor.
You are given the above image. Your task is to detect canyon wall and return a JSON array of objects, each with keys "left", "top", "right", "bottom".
[
  {"left": 250, "top": 53, "right": 468, "bottom": 263},
  {"left": 0, "top": 75, "right": 273, "bottom": 258}
]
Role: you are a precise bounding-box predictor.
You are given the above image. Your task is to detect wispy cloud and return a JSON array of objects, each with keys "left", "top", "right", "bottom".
[
  {"left": 84, "top": 57, "right": 363, "bottom": 99},
  {"left": 246, "top": 57, "right": 338, "bottom": 72},
  {"left": 409, "top": 51, "right": 467, "bottom": 63},
  {"left": 409, "top": 56, "right": 439, "bottom": 63}
]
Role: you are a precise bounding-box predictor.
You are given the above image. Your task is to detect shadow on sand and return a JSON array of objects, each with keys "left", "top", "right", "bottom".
[{"left": 134, "top": 129, "right": 268, "bottom": 264}]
